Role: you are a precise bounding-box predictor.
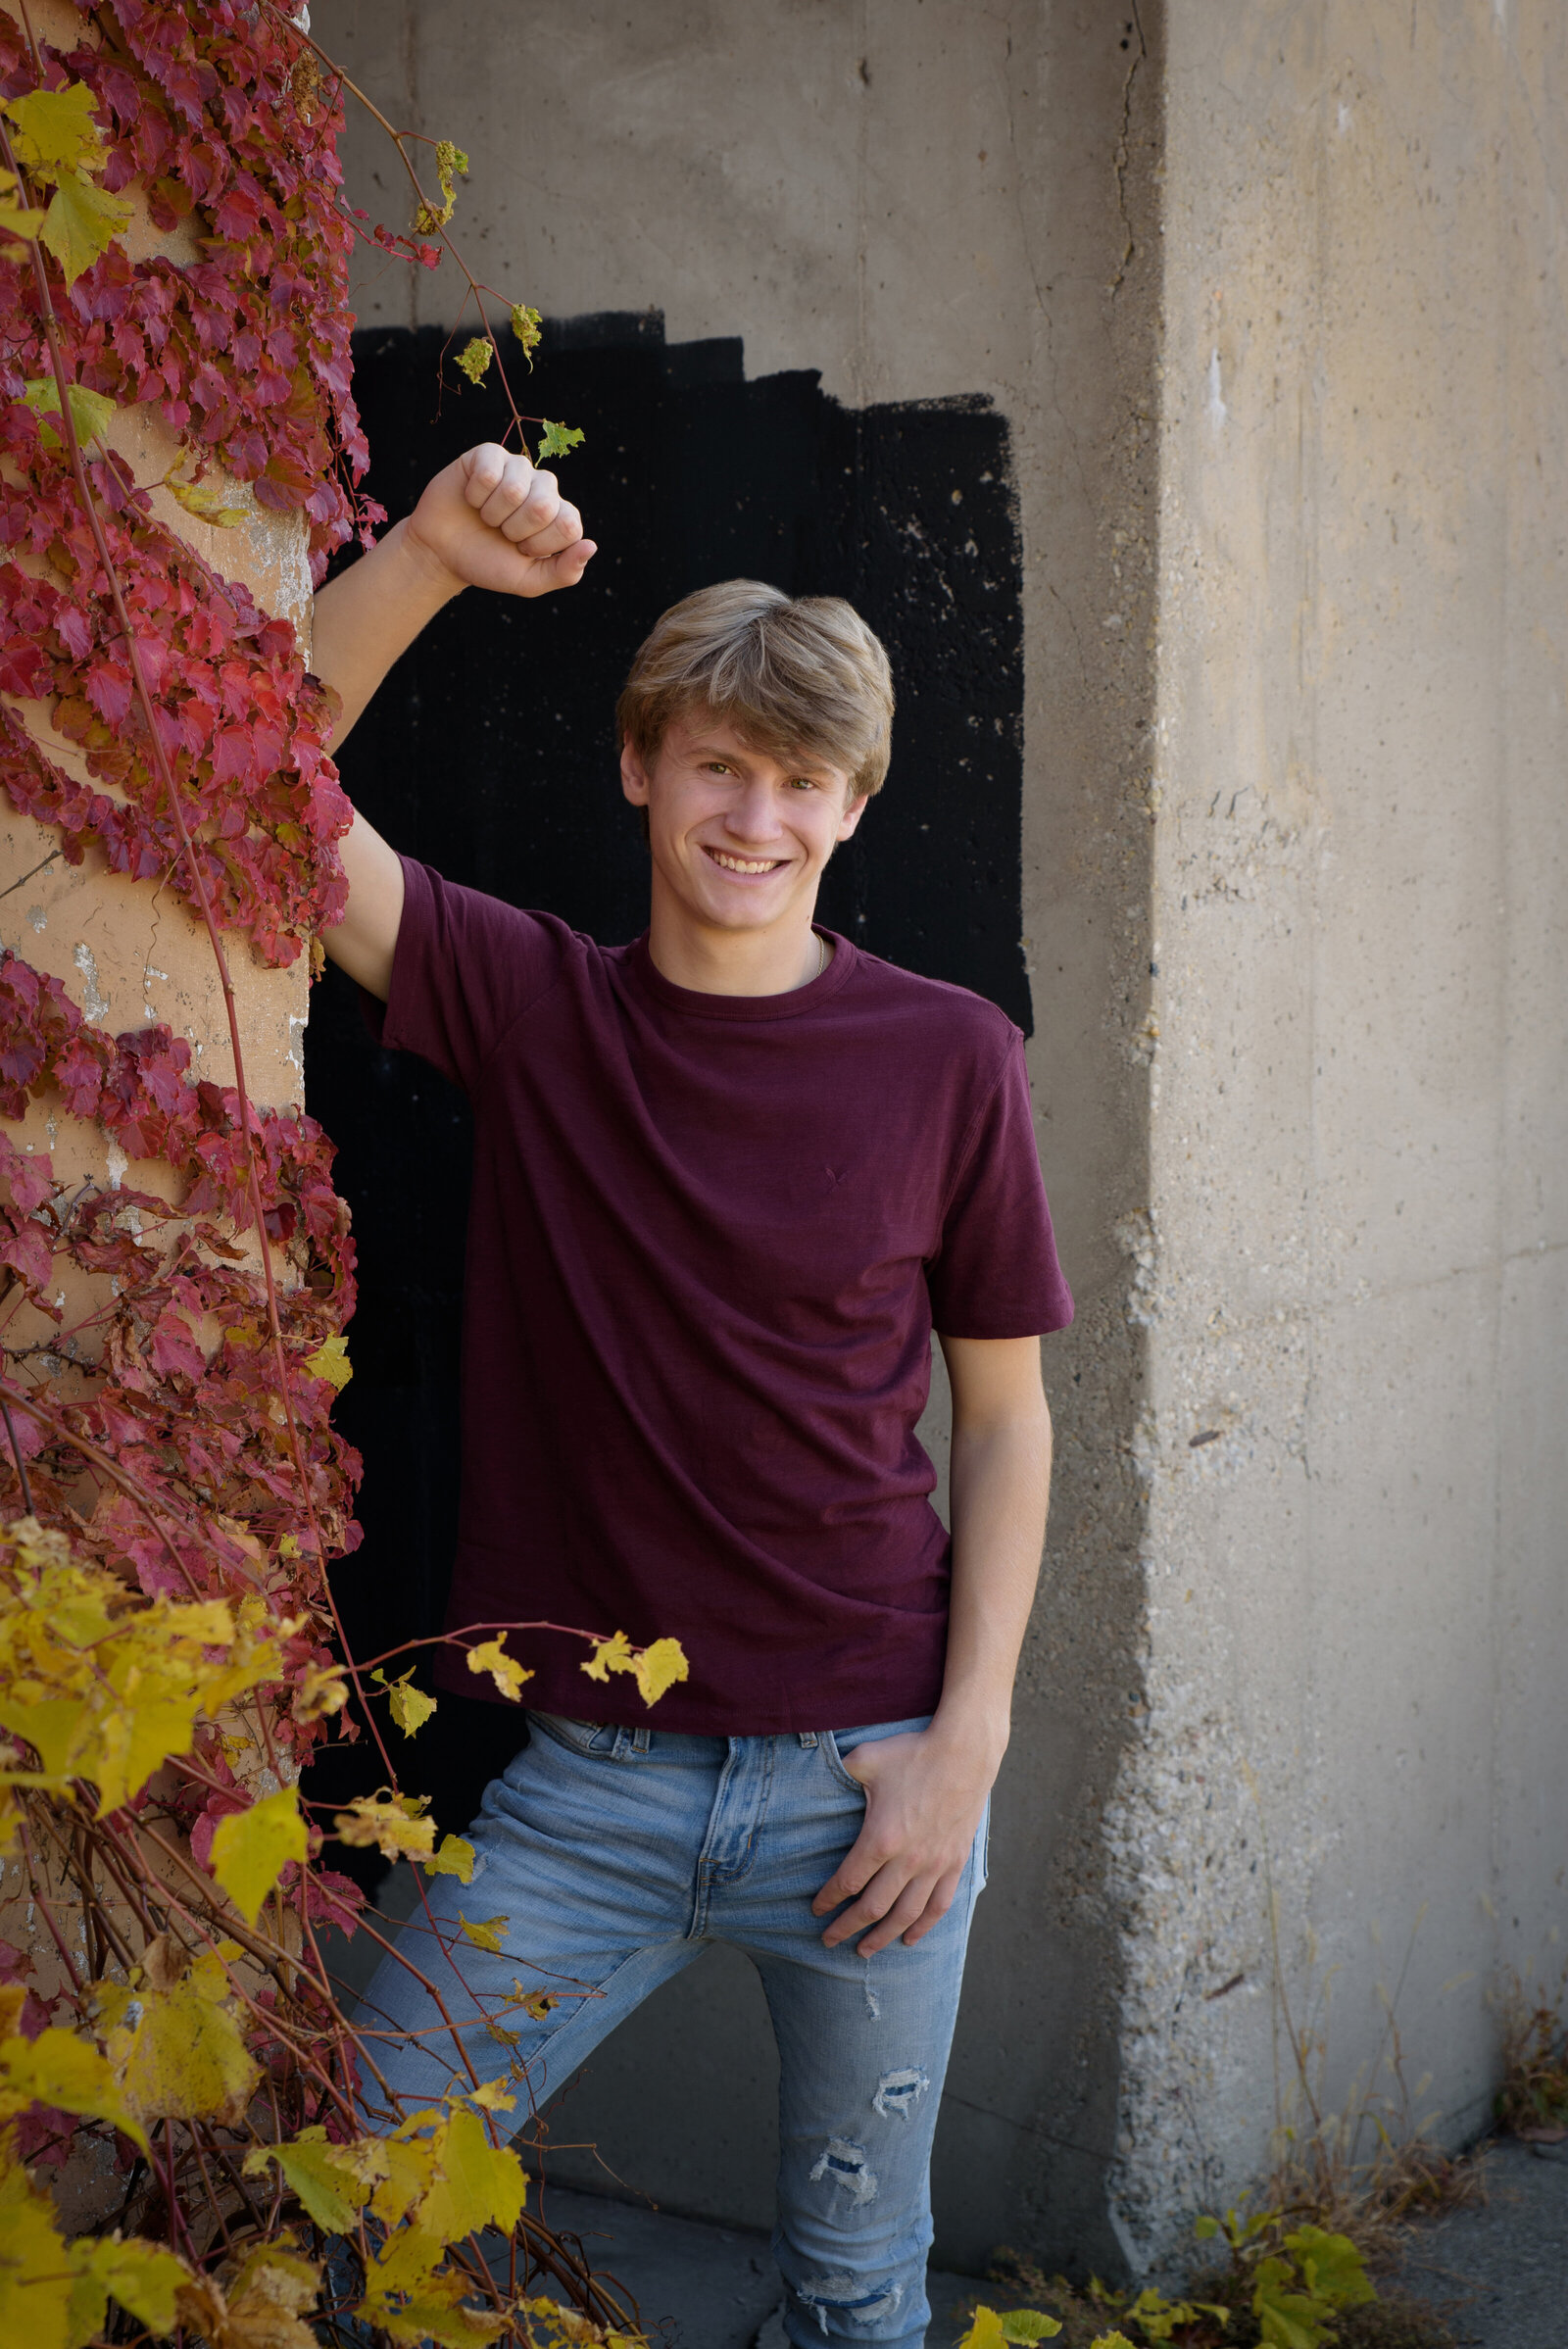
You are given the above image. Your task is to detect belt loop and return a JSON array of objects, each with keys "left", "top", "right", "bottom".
[
  {"left": 633, "top": 1724, "right": 651, "bottom": 1754},
  {"left": 798, "top": 1732, "right": 818, "bottom": 1749},
  {"left": 612, "top": 1725, "right": 633, "bottom": 1760}
]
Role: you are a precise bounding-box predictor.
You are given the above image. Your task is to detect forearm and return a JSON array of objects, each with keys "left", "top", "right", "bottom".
[
  {"left": 931, "top": 1398, "right": 1053, "bottom": 1763},
  {"left": 311, "top": 516, "right": 463, "bottom": 750}
]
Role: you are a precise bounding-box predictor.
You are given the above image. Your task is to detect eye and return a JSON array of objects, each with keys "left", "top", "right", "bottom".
[
  {"left": 704, "top": 759, "right": 735, "bottom": 776},
  {"left": 788, "top": 775, "right": 818, "bottom": 791}
]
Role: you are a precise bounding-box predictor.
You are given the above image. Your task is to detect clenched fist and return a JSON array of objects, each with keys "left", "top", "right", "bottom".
[{"left": 403, "top": 441, "right": 597, "bottom": 601}]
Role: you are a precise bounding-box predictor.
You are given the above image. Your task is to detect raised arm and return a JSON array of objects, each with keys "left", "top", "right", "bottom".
[{"left": 313, "top": 443, "right": 596, "bottom": 997}]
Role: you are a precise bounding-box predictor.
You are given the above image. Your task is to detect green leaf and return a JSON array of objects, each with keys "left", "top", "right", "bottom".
[
  {"left": 1194, "top": 2214, "right": 1222, "bottom": 2240},
  {"left": 1283, "top": 2227, "right": 1375, "bottom": 2313},
  {"left": 536, "top": 418, "right": 585, "bottom": 464},
  {"left": 372, "top": 1666, "right": 439, "bottom": 1737},
  {"left": 455, "top": 336, "right": 493, "bottom": 385},
  {"left": 510, "top": 302, "right": 542, "bottom": 360},
  {"left": 1252, "top": 2260, "right": 1336, "bottom": 2349},
  {"left": 1001, "top": 2315, "right": 1063, "bottom": 2343},
  {"left": 424, "top": 1833, "right": 476, "bottom": 1884},
  {"left": 210, "top": 1785, "right": 308, "bottom": 1926},
  {"left": 414, "top": 137, "right": 468, "bottom": 234},
  {"left": 39, "top": 171, "right": 132, "bottom": 285},
  {"left": 1, "top": 82, "right": 105, "bottom": 179},
  {"left": 20, "top": 375, "right": 117, "bottom": 453}
]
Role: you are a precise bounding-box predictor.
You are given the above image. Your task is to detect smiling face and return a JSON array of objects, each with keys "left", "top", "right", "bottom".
[{"left": 620, "top": 709, "right": 868, "bottom": 942}]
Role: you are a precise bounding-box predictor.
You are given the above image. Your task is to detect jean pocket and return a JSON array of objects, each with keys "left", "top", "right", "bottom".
[
  {"left": 527, "top": 1711, "right": 616, "bottom": 1758},
  {"left": 820, "top": 1731, "right": 869, "bottom": 1797}
]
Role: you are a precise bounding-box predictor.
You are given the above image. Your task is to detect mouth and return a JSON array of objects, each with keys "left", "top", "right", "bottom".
[{"left": 702, "top": 845, "right": 788, "bottom": 877}]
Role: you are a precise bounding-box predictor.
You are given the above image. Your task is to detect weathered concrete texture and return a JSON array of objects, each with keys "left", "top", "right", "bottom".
[
  {"left": 316, "top": 0, "right": 1161, "bottom": 2277},
  {"left": 1109, "top": 0, "right": 1568, "bottom": 2267}
]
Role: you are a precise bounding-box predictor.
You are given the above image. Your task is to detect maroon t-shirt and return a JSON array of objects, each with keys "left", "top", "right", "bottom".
[{"left": 373, "top": 858, "right": 1073, "bottom": 1733}]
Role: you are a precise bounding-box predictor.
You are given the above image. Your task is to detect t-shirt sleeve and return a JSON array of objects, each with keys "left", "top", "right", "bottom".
[
  {"left": 925, "top": 1032, "right": 1074, "bottom": 1339},
  {"left": 368, "top": 856, "right": 568, "bottom": 1096}
]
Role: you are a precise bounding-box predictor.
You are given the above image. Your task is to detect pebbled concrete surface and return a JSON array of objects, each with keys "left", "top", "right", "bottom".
[
  {"left": 514, "top": 2179, "right": 985, "bottom": 2349},
  {"left": 1390, "top": 2136, "right": 1568, "bottom": 2349}
]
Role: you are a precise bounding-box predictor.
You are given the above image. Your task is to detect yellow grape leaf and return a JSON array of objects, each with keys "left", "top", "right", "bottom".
[
  {"left": 0, "top": 2150, "right": 86, "bottom": 2349},
  {"left": 415, "top": 2103, "right": 527, "bottom": 2244},
  {"left": 20, "top": 374, "right": 117, "bottom": 453},
  {"left": 373, "top": 1665, "right": 439, "bottom": 1736},
  {"left": 511, "top": 302, "right": 542, "bottom": 358},
  {"left": 163, "top": 467, "right": 248, "bottom": 528},
  {"left": 424, "top": 1833, "right": 476, "bottom": 1884},
  {"left": 333, "top": 1788, "right": 437, "bottom": 1864},
  {"left": 294, "top": 1661, "right": 349, "bottom": 1723},
  {"left": 82, "top": 2237, "right": 193, "bottom": 2337},
  {"left": 303, "top": 1333, "right": 353, "bottom": 1391},
  {"left": 580, "top": 1629, "right": 689, "bottom": 1707},
  {"left": 471, "top": 2079, "right": 515, "bottom": 2112},
  {"left": 459, "top": 1913, "right": 508, "bottom": 1956},
  {"left": 1, "top": 82, "right": 106, "bottom": 177},
  {"left": 0, "top": 2020, "right": 148, "bottom": 2152},
  {"left": 0, "top": 1531, "right": 284, "bottom": 1817},
  {"left": 103, "top": 1945, "right": 259, "bottom": 2128},
  {"left": 580, "top": 1629, "right": 634, "bottom": 1685},
  {"left": 40, "top": 171, "right": 133, "bottom": 284},
  {"left": 455, "top": 336, "right": 493, "bottom": 385},
  {"left": 245, "top": 2125, "right": 391, "bottom": 2235},
  {"left": 466, "top": 1637, "right": 530, "bottom": 1702},
  {"left": 633, "top": 1637, "right": 689, "bottom": 1706},
  {"left": 181, "top": 2240, "right": 322, "bottom": 2349},
  {"left": 368, "top": 2124, "right": 443, "bottom": 2228},
  {"left": 211, "top": 1785, "right": 308, "bottom": 1927},
  {"left": 0, "top": 165, "right": 46, "bottom": 248}
]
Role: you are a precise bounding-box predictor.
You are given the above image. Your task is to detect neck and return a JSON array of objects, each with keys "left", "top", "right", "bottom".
[{"left": 645, "top": 885, "right": 829, "bottom": 997}]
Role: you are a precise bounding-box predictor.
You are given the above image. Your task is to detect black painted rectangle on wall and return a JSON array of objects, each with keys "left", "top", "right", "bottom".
[{"left": 302, "top": 314, "right": 1028, "bottom": 1848}]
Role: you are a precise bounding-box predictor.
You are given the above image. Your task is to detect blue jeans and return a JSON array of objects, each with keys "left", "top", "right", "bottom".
[{"left": 356, "top": 1713, "right": 988, "bottom": 2349}]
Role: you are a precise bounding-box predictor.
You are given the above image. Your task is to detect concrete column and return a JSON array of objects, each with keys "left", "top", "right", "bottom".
[
  {"left": 311, "top": 0, "right": 1568, "bottom": 2276},
  {"left": 1112, "top": 0, "right": 1568, "bottom": 2264}
]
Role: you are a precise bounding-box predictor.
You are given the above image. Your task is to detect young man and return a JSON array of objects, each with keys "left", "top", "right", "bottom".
[{"left": 312, "top": 442, "right": 1072, "bottom": 2348}]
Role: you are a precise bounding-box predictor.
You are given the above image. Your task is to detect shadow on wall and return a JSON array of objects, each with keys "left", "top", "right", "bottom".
[{"left": 303, "top": 312, "right": 1028, "bottom": 1851}]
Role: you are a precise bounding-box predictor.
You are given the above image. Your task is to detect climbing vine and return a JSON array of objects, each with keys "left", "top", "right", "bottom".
[{"left": 0, "top": 5, "right": 666, "bottom": 2343}]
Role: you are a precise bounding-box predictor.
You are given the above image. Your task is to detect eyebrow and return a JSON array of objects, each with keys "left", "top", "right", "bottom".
[{"left": 692, "top": 742, "right": 837, "bottom": 782}]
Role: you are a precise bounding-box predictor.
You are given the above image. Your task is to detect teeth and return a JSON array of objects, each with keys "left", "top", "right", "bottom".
[{"left": 710, "top": 850, "right": 779, "bottom": 874}]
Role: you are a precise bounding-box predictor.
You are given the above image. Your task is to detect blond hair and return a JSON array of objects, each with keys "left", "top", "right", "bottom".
[{"left": 616, "top": 580, "right": 894, "bottom": 801}]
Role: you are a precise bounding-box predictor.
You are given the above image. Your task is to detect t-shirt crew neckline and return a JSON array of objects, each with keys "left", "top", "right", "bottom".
[{"left": 627, "top": 928, "right": 857, "bottom": 1020}]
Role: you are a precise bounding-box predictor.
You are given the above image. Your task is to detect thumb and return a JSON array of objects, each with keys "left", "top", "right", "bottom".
[{"left": 524, "top": 538, "right": 597, "bottom": 597}]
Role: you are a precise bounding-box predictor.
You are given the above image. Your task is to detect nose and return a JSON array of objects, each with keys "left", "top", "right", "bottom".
[{"left": 725, "top": 776, "right": 785, "bottom": 842}]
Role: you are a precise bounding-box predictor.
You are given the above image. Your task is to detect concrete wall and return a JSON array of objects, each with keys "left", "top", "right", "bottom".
[
  {"left": 312, "top": 0, "right": 1568, "bottom": 2279},
  {"left": 1108, "top": 0, "right": 1568, "bottom": 2263}
]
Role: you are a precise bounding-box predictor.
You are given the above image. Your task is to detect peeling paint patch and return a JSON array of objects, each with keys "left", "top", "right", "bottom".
[
  {"left": 73, "top": 942, "right": 109, "bottom": 1023},
  {"left": 1206, "top": 346, "right": 1228, "bottom": 432},
  {"left": 809, "top": 2137, "right": 878, "bottom": 2206},
  {"left": 794, "top": 2273, "right": 902, "bottom": 2335},
  {"left": 105, "top": 1142, "right": 127, "bottom": 1192},
  {"left": 872, "top": 2065, "right": 929, "bottom": 2121}
]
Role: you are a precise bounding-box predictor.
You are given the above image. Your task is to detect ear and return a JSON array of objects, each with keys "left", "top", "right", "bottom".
[
  {"left": 620, "top": 738, "right": 653, "bottom": 807},
  {"left": 836, "top": 792, "right": 870, "bottom": 843}
]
